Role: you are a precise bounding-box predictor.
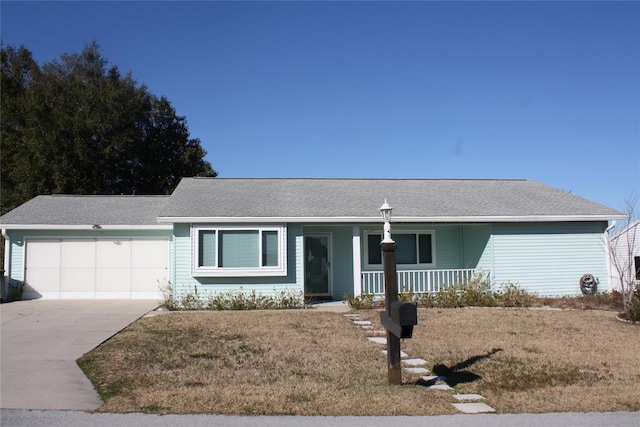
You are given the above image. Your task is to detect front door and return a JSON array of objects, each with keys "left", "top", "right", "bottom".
[{"left": 304, "top": 234, "right": 331, "bottom": 297}]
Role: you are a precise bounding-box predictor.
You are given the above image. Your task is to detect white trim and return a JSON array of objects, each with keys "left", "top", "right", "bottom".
[
  {"left": 352, "top": 225, "right": 362, "bottom": 297},
  {"left": 158, "top": 214, "right": 625, "bottom": 224},
  {"left": 27, "top": 291, "right": 163, "bottom": 300},
  {"left": 191, "top": 224, "right": 287, "bottom": 277},
  {"left": 1, "top": 224, "right": 172, "bottom": 231}
]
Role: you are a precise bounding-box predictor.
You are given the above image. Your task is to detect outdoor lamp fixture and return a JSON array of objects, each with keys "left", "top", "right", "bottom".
[{"left": 380, "top": 199, "right": 394, "bottom": 243}]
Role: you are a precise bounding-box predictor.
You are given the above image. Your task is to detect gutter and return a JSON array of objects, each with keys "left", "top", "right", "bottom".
[
  {"left": 0, "top": 224, "right": 173, "bottom": 231},
  {"left": 1, "top": 229, "right": 9, "bottom": 301},
  {"left": 604, "top": 220, "right": 617, "bottom": 291},
  {"left": 156, "top": 214, "right": 628, "bottom": 224}
]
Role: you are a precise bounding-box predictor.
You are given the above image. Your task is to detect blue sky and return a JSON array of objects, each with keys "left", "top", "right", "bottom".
[{"left": 2, "top": 1, "right": 638, "bottom": 211}]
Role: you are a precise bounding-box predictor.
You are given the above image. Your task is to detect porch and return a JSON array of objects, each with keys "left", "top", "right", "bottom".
[{"left": 361, "top": 268, "right": 482, "bottom": 296}]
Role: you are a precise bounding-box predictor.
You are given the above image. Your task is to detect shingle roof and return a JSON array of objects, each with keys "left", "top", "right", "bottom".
[
  {"left": 0, "top": 195, "right": 170, "bottom": 226},
  {"left": 158, "top": 178, "right": 623, "bottom": 221},
  {"left": 0, "top": 179, "right": 623, "bottom": 227}
]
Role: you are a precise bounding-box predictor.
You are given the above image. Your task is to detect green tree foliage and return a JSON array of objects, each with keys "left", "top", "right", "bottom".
[{"left": 1, "top": 42, "right": 216, "bottom": 215}]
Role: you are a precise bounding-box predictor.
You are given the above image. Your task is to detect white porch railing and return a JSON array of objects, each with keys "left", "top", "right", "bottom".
[{"left": 361, "top": 269, "right": 479, "bottom": 295}]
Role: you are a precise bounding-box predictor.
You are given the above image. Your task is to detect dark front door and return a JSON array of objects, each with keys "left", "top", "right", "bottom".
[{"left": 304, "top": 235, "right": 331, "bottom": 296}]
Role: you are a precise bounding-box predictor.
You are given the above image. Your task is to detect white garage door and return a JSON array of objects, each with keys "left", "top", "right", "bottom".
[{"left": 24, "top": 239, "right": 168, "bottom": 299}]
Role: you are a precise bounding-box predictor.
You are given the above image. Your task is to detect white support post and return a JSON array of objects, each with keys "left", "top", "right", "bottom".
[{"left": 352, "top": 225, "right": 361, "bottom": 297}]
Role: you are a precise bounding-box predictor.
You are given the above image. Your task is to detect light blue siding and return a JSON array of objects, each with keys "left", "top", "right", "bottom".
[
  {"left": 172, "top": 223, "right": 303, "bottom": 299},
  {"left": 461, "top": 224, "right": 492, "bottom": 270},
  {"left": 491, "top": 222, "right": 609, "bottom": 295},
  {"left": 167, "top": 221, "right": 611, "bottom": 300}
]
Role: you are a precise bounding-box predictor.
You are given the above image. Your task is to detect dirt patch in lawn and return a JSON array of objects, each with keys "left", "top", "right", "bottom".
[{"left": 79, "top": 308, "right": 640, "bottom": 415}]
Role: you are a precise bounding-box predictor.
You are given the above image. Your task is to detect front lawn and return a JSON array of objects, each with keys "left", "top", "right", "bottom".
[{"left": 78, "top": 308, "right": 640, "bottom": 415}]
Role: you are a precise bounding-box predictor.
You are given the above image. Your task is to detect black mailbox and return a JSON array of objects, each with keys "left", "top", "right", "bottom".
[
  {"left": 390, "top": 301, "right": 418, "bottom": 327},
  {"left": 381, "top": 301, "right": 418, "bottom": 339}
]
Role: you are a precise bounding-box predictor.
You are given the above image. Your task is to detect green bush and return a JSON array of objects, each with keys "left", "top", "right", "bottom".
[
  {"left": 344, "top": 293, "right": 379, "bottom": 309},
  {"left": 351, "top": 274, "right": 536, "bottom": 310},
  {"left": 161, "top": 285, "right": 304, "bottom": 311},
  {"left": 495, "top": 282, "right": 535, "bottom": 307}
]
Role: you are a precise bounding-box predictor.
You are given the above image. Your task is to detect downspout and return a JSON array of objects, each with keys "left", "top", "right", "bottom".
[
  {"left": 604, "top": 220, "right": 617, "bottom": 291},
  {"left": 1, "top": 229, "right": 10, "bottom": 301}
]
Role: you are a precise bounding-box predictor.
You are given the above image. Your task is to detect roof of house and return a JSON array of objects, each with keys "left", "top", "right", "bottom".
[
  {"left": 157, "top": 178, "right": 624, "bottom": 223},
  {"left": 0, "top": 195, "right": 170, "bottom": 228},
  {"left": 0, "top": 178, "right": 624, "bottom": 228}
]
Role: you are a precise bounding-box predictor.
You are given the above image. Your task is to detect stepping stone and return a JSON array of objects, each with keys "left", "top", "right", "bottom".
[
  {"left": 427, "top": 384, "right": 453, "bottom": 390},
  {"left": 452, "top": 403, "right": 496, "bottom": 413},
  {"left": 421, "top": 375, "right": 439, "bottom": 383},
  {"left": 344, "top": 314, "right": 360, "bottom": 318},
  {"left": 352, "top": 320, "right": 372, "bottom": 326},
  {"left": 403, "top": 367, "right": 431, "bottom": 375},
  {"left": 402, "top": 358, "right": 428, "bottom": 366},
  {"left": 361, "top": 325, "right": 373, "bottom": 330},
  {"left": 381, "top": 350, "right": 408, "bottom": 358},
  {"left": 367, "top": 337, "right": 387, "bottom": 345},
  {"left": 453, "top": 394, "right": 484, "bottom": 401},
  {"left": 366, "top": 330, "right": 386, "bottom": 336}
]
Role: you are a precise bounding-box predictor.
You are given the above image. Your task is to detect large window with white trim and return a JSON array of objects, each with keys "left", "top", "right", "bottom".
[
  {"left": 365, "top": 231, "right": 435, "bottom": 268},
  {"left": 193, "top": 225, "right": 286, "bottom": 276}
]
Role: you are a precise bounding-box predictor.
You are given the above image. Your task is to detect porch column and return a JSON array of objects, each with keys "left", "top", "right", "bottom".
[{"left": 352, "top": 225, "right": 361, "bottom": 296}]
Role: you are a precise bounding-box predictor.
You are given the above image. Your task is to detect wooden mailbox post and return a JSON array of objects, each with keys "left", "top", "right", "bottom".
[{"left": 378, "top": 200, "right": 418, "bottom": 385}]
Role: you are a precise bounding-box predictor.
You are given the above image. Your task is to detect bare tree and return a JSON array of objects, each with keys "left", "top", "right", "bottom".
[{"left": 607, "top": 196, "right": 639, "bottom": 317}]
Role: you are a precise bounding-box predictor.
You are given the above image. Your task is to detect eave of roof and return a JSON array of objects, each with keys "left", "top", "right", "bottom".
[
  {"left": 156, "top": 214, "right": 625, "bottom": 224},
  {"left": 1, "top": 224, "right": 172, "bottom": 231}
]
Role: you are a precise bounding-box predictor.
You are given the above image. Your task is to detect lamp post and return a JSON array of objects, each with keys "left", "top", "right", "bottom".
[{"left": 380, "top": 199, "right": 402, "bottom": 385}]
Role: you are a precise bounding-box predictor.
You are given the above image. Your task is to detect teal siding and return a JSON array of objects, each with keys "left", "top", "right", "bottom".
[
  {"left": 491, "top": 222, "right": 609, "bottom": 295},
  {"left": 461, "top": 224, "right": 493, "bottom": 270},
  {"left": 433, "top": 225, "right": 462, "bottom": 268},
  {"left": 172, "top": 223, "right": 303, "bottom": 299}
]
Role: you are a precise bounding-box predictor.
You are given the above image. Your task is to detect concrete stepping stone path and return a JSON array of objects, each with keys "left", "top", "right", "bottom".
[
  {"left": 452, "top": 402, "right": 496, "bottom": 413},
  {"left": 403, "top": 367, "right": 431, "bottom": 375},
  {"left": 381, "top": 349, "right": 408, "bottom": 358},
  {"left": 453, "top": 394, "right": 484, "bottom": 401},
  {"left": 345, "top": 312, "right": 496, "bottom": 415},
  {"left": 402, "top": 358, "right": 428, "bottom": 366},
  {"left": 367, "top": 337, "right": 387, "bottom": 345}
]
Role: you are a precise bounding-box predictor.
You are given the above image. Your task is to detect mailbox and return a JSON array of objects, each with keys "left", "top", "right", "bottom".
[{"left": 380, "top": 301, "right": 418, "bottom": 339}]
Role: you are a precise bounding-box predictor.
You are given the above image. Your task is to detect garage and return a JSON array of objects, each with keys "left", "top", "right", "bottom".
[{"left": 24, "top": 238, "right": 168, "bottom": 299}]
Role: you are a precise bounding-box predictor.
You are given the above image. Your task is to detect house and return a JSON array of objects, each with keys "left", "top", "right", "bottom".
[
  {"left": 0, "top": 178, "right": 625, "bottom": 301},
  {"left": 607, "top": 219, "right": 640, "bottom": 293}
]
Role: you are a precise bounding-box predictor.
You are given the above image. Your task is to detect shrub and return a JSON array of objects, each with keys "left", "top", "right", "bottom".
[
  {"left": 159, "top": 280, "right": 178, "bottom": 311},
  {"left": 163, "top": 285, "right": 304, "bottom": 311},
  {"left": 344, "top": 293, "right": 378, "bottom": 309},
  {"left": 495, "top": 282, "right": 535, "bottom": 307}
]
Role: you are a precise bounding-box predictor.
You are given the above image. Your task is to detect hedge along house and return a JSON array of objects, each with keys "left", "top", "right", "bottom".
[{"left": 1, "top": 178, "right": 624, "bottom": 301}]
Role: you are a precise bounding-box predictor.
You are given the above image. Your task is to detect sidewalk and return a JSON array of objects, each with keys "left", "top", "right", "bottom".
[{"left": 2, "top": 409, "right": 640, "bottom": 427}]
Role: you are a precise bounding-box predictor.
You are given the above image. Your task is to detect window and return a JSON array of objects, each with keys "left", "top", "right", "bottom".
[
  {"left": 365, "top": 231, "right": 435, "bottom": 267},
  {"left": 635, "top": 256, "right": 640, "bottom": 281},
  {"left": 193, "top": 226, "right": 286, "bottom": 276}
]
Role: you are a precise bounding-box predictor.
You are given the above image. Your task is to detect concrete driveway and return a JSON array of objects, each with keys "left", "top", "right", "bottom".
[{"left": 0, "top": 300, "right": 160, "bottom": 410}]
